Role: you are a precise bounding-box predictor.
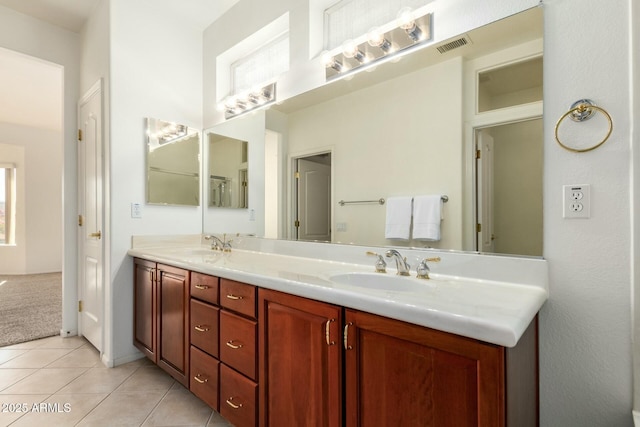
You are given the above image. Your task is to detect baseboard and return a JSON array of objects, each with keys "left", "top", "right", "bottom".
[
  {"left": 60, "top": 329, "right": 77, "bottom": 337},
  {"left": 103, "top": 351, "right": 145, "bottom": 368}
]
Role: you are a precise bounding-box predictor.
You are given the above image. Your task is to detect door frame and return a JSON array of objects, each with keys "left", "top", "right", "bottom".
[
  {"left": 287, "top": 147, "right": 334, "bottom": 241},
  {"left": 463, "top": 102, "right": 543, "bottom": 251},
  {"left": 77, "top": 79, "right": 106, "bottom": 356}
]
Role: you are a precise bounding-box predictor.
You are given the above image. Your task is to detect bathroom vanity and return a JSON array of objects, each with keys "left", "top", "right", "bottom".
[{"left": 129, "top": 235, "right": 547, "bottom": 427}]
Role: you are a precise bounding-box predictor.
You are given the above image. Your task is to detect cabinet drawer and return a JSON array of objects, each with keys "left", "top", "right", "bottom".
[
  {"left": 190, "top": 299, "right": 219, "bottom": 357},
  {"left": 220, "top": 363, "right": 257, "bottom": 427},
  {"left": 190, "top": 346, "right": 219, "bottom": 411},
  {"left": 191, "top": 272, "right": 219, "bottom": 304},
  {"left": 220, "top": 310, "right": 257, "bottom": 380},
  {"left": 220, "top": 279, "right": 256, "bottom": 319}
]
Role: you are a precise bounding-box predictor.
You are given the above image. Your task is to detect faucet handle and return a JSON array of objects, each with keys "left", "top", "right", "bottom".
[
  {"left": 366, "top": 251, "right": 387, "bottom": 273},
  {"left": 416, "top": 257, "right": 441, "bottom": 280}
]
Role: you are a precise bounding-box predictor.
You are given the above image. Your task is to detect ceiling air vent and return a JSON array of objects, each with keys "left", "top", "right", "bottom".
[{"left": 436, "top": 36, "right": 472, "bottom": 54}]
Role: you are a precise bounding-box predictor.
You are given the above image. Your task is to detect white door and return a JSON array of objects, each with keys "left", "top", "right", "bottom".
[
  {"left": 296, "top": 158, "right": 331, "bottom": 241},
  {"left": 78, "top": 81, "right": 103, "bottom": 351},
  {"left": 476, "top": 129, "right": 495, "bottom": 253}
]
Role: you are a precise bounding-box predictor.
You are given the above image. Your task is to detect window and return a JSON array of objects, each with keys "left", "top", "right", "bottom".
[
  {"left": 0, "top": 164, "right": 15, "bottom": 245},
  {"left": 231, "top": 32, "right": 290, "bottom": 95},
  {"left": 324, "top": 0, "right": 430, "bottom": 50}
]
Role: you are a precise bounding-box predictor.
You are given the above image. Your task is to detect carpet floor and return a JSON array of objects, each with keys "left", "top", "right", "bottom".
[{"left": 0, "top": 272, "right": 62, "bottom": 347}]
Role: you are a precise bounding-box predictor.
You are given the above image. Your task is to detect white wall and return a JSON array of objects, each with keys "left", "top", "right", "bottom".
[
  {"left": 542, "top": 0, "right": 632, "bottom": 425},
  {"left": 0, "top": 5, "right": 80, "bottom": 335},
  {"left": 106, "top": 0, "right": 205, "bottom": 365},
  {"left": 0, "top": 123, "right": 63, "bottom": 274}
]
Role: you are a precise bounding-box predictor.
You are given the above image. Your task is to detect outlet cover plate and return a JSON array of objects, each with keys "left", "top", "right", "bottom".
[{"left": 563, "top": 184, "right": 590, "bottom": 219}]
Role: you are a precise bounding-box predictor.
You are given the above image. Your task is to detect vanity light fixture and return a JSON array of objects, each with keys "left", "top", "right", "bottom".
[
  {"left": 323, "top": 10, "right": 432, "bottom": 82},
  {"left": 220, "top": 82, "right": 277, "bottom": 120}
]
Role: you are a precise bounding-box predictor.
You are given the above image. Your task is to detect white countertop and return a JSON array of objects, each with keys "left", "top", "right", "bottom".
[{"left": 128, "top": 235, "right": 548, "bottom": 348}]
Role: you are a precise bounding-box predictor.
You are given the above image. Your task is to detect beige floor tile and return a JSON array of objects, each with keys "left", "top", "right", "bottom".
[
  {"left": 206, "top": 411, "right": 233, "bottom": 427},
  {"left": 0, "top": 369, "right": 36, "bottom": 392},
  {"left": 76, "top": 391, "right": 166, "bottom": 427},
  {"left": 142, "top": 383, "right": 213, "bottom": 426},
  {"left": 32, "top": 336, "right": 88, "bottom": 350},
  {"left": 57, "top": 365, "right": 138, "bottom": 394},
  {"left": 0, "top": 368, "right": 87, "bottom": 395},
  {"left": 115, "top": 365, "right": 175, "bottom": 393},
  {"left": 0, "top": 349, "right": 73, "bottom": 369},
  {"left": 0, "top": 394, "right": 49, "bottom": 427},
  {"left": 47, "top": 346, "right": 101, "bottom": 368},
  {"left": 0, "top": 340, "right": 49, "bottom": 351},
  {"left": 8, "top": 393, "right": 108, "bottom": 427},
  {"left": 0, "top": 349, "right": 28, "bottom": 365}
]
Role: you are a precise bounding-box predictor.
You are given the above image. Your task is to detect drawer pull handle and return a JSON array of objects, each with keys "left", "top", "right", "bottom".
[
  {"left": 194, "top": 284, "right": 209, "bottom": 290},
  {"left": 325, "top": 318, "right": 335, "bottom": 346},
  {"left": 226, "top": 340, "right": 243, "bottom": 349},
  {"left": 193, "top": 374, "right": 208, "bottom": 384},
  {"left": 194, "top": 325, "right": 209, "bottom": 332},
  {"left": 226, "top": 397, "right": 243, "bottom": 409},
  {"left": 343, "top": 322, "right": 353, "bottom": 350},
  {"left": 226, "top": 294, "right": 243, "bottom": 300}
]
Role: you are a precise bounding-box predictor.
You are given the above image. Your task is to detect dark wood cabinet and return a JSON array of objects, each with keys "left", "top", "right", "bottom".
[
  {"left": 343, "top": 309, "right": 538, "bottom": 427},
  {"left": 133, "top": 259, "right": 190, "bottom": 387},
  {"left": 134, "top": 258, "right": 538, "bottom": 427},
  {"left": 157, "top": 264, "right": 190, "bottom": 386},
  {"left": 133, "top": 258, "right": 157, "bottom": 362},
  {"left": 258, "top": 288, "right": 343, "bottom": 427}
]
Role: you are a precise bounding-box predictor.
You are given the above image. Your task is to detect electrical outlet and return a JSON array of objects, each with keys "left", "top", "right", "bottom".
[{"left": 563, "top": 185, "right": 590, "bottom": 219}]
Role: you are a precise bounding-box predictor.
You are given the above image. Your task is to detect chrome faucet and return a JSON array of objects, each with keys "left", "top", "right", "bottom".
[
  {"left": 416, "top": 257, "right": 441, "bottom": 280},
  {"left": 204, "top": 234, "right": 232, "bottom": 252},
  {"left": 366, "top": 251, "right": 387, "bottom": 273},
  {"left": 385, "top": 250, "right": 411, "bottom": 276}
]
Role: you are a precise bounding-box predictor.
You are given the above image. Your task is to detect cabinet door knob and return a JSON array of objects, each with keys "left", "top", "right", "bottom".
[
  {"left": 226, "top": 340, "right": 243, "bottom": 349},
  {"left": 225, "top": 397, "right": 243, "bottom": 409},
  {"left": 194, "top": 325, "right": 209, "bottom": 332}
]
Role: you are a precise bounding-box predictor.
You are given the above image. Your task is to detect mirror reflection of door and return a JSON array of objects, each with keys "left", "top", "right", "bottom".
[
  {"left": 295, "top": 154, "right": 331, "bottom": 242},
  {"left": 476, "top": 118, "right": 543, "bottom": 256}
]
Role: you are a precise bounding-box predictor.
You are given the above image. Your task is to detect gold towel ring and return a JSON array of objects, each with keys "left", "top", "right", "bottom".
[{"left": 555, "top": 99, "right": 613, "bottom": 153}]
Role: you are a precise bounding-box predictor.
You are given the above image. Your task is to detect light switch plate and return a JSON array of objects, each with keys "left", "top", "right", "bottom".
[
  {"left": 131, "top": 203, "right": 142, "bottom": 219},
  {"left": 563, "top": 184, "right": 590, "bottom": 219}
]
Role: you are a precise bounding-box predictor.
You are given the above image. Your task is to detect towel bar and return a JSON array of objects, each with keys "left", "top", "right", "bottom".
[{"left": 338, "top": 196, "right": 448, "bottom": 206}]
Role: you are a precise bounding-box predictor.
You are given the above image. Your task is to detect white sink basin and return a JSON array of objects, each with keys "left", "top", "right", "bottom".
[{"left": 329, "top": 272, "right": 434, "bottom": 292}]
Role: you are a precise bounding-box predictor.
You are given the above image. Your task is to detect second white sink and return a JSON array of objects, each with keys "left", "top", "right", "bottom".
[{"left": 329, "top": 272, "right": 435, "bottom": 292}]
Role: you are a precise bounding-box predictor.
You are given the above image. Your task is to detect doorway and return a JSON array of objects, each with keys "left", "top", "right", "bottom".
[
  {"left": 475, "top": 118, "right": 543, "bottom": 256},
  {"left": 292, "top": 152, "right": 332, "bottom": 242}
]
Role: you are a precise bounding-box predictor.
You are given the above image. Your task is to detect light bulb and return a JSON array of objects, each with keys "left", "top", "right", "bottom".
[
  {"left": 367, "top": 28, "right": 393, "bottom": 53},
  {"left": 322, "top": 51, "right": 344, "bottom": 72},
  {"left": 342, "top": 40, "right": 368, "bottom": 63}
]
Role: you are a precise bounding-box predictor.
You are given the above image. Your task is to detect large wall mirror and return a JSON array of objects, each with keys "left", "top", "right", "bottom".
[
  {"left": 146, "top": 118, "right": 200, "bottom": 206},
  {"left": 203, "top": 7, "right": 543, "bottom": 257}
]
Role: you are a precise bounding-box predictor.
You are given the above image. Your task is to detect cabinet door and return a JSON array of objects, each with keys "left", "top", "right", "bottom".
[
  {"left": 344, "top": 309, "right": 505, "bottom": 427},
  {"left": 158, "top": 264, "right": 190, "bottom": 386},
  {"left": 259, "top": 289, "right": 342, "bottom": 427},
  {"left": 133, "top": 258, "right": 157, "bottom": 362}
]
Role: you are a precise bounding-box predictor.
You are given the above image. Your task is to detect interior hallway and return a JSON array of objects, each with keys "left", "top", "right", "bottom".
[{"left": 0, "top": 336, "right": 232, "bottom": 426}]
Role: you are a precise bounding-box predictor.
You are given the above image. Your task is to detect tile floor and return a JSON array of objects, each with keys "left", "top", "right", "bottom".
[{"left": 0, "top": 336, "right": 233, "bottom": 426}]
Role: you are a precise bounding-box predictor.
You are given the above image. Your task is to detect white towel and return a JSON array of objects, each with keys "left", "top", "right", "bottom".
[
  {"left": 413, "top": 195, "right": 442, "bottom": 241},
  {"left": 385, "top": 196, "right": 412, "bottom": 240}
]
